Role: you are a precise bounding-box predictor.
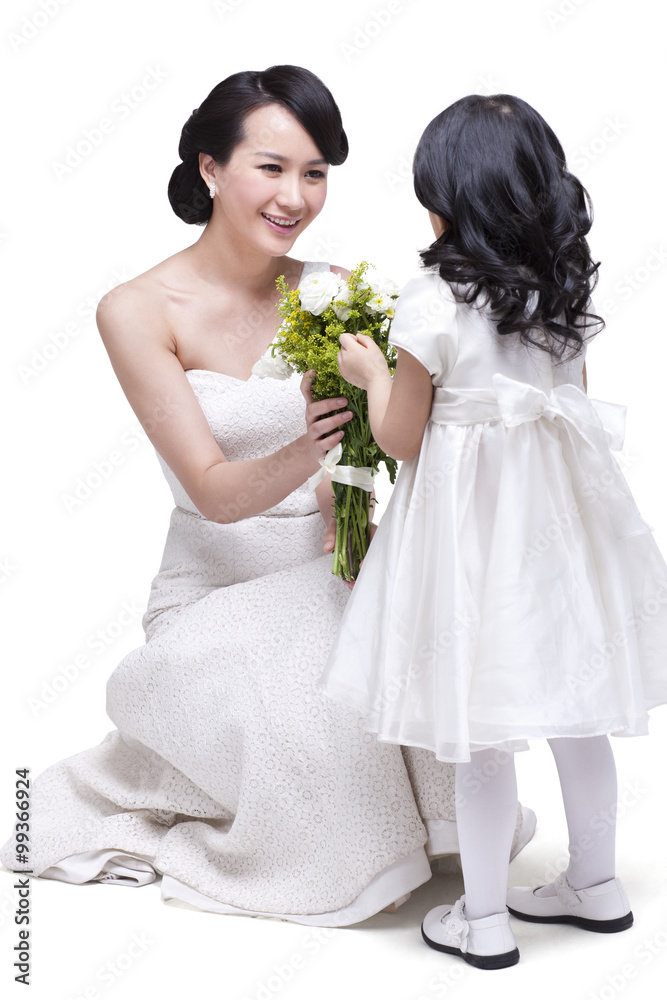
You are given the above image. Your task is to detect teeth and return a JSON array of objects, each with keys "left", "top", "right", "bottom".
[{"left": 263, "top": 213, "right": 298, "bottom": 227}]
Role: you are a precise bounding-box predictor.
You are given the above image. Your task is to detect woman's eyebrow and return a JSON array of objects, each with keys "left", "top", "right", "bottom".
[{"left": 253, "top": 151, "right": 327, "bottom": 165}]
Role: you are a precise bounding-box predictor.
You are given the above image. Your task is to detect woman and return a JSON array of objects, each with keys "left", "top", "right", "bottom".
[{"left": 1, "top": 66, "right": 534, "bottom": 925}]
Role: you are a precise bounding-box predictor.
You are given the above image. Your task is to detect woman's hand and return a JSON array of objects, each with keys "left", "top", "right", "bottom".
[
  {"left": 337, "top": 333, "right": 390, "bottom": 390},
  {"left": 300, "top": 370, "right": 353, "bottom": 464},
  {"left": 323, "top": 516, "right": 337, "bottom": 554}
]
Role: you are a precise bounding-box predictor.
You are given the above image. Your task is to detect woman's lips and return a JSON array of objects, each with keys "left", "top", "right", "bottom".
[{"left": 261, "top": 212, "right": 301, "bottom": 234}]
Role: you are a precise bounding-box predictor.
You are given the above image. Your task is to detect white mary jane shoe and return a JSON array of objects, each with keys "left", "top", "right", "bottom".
[
  {"left": 507, "top": 873, "right": 633, "bottom": 933},
  {"left": 421, "top": 896, "right": 520, "bottom": 970}
]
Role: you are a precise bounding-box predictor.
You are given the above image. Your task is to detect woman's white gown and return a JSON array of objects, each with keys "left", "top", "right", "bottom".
[{"left": 0, "top": 263, "right": 532, "bottom": 925}]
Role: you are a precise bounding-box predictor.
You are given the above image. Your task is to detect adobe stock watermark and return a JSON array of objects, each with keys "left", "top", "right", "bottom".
[
  {"left": 476, "top": 74, "right": 502, "bottom": 96},
  {"left": 414, "top": 966, "right": 466, "bottom": 999},
  {"left": 587, "top": 919, "right": 667, "bottom": 1000},
  {"left": 567, "top": 116, "right": 628, "bottom": 172},
  {"left": 17, "top": 267, "right": 132, "bottom": 385},
  {"left": 208, "top": 437, "right": 311, "bottom": 524},
  {"left": 384, "top": 149, "right": 415, "bottom": 193},
  {"left": 240, "top": 927, "right": 339, "bottom": 1000},
  {"left": 545, "top": 0, "right": 592, "bottom": 29},
  {"left": 391, "top": 290, "right": 452, "bottom": 343},
  {"left": 63, "top": 932, "right": 154, "bottom": 1000},
  {"left": 304, "top": 233, "right": 342, "bottom": 266},
  {"left": 599, "top": 245, "right": 667, "bottom": 317},
  {"left": 0, "top": 556, "right": 18, "bottom": 585},
  {"left": 453, "top": 748, "right": 518, "bottom": 810},
  {"left": 533, "top": 776, "right": 649, "bottom": 893},
  {"left": 340, "top": 0, "right": 422, "bottom": 63},
  {"left": 610, "top": 443, "right": 641, "bottom": 477},
  {"left": 566, "top": 582, "right": 667, "bottom": 696},
  {"left": 60, "top": 396, "right": 178, "bottom": 514},
  {"left": 27, "top": 600, "right": 144, "bottom": 716},
  {"left": 392, "top": 431, "right": 483, "bottom": 516},
  {"left": 7, "top": 0, "right": 74, "bottom": 53},
  {"left": 384, "top": 74, "right": 502, "bottom": 191},
  {"left": 522, "top": 452, "right": 641, "bottom": 564},
  {"left": 182, "top": 273, "right": 284, "bottom": 358},
  {"left": 52, "top": 66, "right": 169, "bottom": 180},
  {"left": 371, "top": 610, "right": 479, "bottom": 719},
  {"left": 212, "top": 0, "right": 247, "bottom": 15}
]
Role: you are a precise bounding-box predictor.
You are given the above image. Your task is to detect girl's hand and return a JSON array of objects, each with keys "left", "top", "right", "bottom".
[
  {"left": 300, "top": 370, "right": 353, "bottom": 463},
  {"left": 337, "top": 333, "right": 390, "bottom": 390}
]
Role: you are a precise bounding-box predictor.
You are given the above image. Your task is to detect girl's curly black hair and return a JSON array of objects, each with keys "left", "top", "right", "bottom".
[{"left": 413, "top": 94, "right": 603, "bottom": 361}]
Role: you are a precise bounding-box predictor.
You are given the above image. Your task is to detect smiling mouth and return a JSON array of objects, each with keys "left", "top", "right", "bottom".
[{"left": 261, "top": 213, "right": 300, "bottom": 229}]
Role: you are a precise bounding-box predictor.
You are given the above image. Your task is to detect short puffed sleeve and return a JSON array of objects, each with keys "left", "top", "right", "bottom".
[{"left": 388, "top": 273, "right": 459, "bottom": 383}]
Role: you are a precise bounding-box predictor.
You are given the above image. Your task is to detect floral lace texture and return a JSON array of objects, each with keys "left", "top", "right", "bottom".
[{"left": 0, "top": 263, "right": 524, "bottom": 917}]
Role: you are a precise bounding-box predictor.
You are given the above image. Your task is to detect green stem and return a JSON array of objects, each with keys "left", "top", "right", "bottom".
[{"left": 327, "top": 390, "right": 377, "bottom": 581}]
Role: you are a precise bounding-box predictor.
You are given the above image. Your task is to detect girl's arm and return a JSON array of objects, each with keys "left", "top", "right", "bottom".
[
  {"left": 337, "top": 333, "right": 433, "bottom": 461},
  {"left": 97, "top": 286, "right": 353, "bottom": 525}
]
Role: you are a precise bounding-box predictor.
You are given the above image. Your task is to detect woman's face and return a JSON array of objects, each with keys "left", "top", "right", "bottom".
[{"left": 205, "top": 103, "right": 329, "bottom": 256}]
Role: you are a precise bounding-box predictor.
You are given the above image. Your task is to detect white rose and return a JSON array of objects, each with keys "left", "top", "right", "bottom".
[
  {"left": 252, "top": 348, "right": 294, "bottom": 380},
  {"left": 298, "top": 271, "right": 341, "bottom": 316},
  {"left": 332, "top": 279, "right": 354, "bottom": 321}
]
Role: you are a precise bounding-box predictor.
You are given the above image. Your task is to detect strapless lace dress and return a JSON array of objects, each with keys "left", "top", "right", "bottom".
[{"left": 0, "top": 263, "right": 532, "bottom": 924}]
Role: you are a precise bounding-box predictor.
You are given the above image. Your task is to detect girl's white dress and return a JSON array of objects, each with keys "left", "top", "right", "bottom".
[{"left": 319, "top": 273, "right": 667, "bottom": 763}]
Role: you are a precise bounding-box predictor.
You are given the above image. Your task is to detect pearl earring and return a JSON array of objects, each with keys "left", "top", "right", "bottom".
[{"left": 209, "top": 182, "right": 215, "bottom": 199}]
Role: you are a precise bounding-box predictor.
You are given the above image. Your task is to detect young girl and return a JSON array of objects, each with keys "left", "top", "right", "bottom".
[{"left": 319, "top": 94, "right": 667, "bottom": 968}]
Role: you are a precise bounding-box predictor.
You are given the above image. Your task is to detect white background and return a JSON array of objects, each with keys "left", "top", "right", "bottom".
[{"left": 2, "top": 0, "right": 666, "bottom": 997}]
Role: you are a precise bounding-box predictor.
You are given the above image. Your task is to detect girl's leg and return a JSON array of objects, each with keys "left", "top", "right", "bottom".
[
  {"left": 422, "top": 748, "right": 520, "bottom": 966},
  {"left": 507, "top": 734, "right": 632, "bottom": 933},
  {"left": 455, "top": 747, "right": 518, "bottom": 919},
  {"left": 543, "top": 734, "right": 617, "bottom": 891}
]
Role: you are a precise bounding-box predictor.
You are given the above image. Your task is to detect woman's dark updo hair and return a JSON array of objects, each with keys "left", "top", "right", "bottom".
[
  {"left": 413, "top": 94, "right": 603, "bottom": 361},
  {"left": 168, "top": 65, "right": 348, "bottom": 226}
]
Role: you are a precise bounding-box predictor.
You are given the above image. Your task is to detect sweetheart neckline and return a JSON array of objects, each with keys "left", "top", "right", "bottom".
[{"left": 184, "top": 368, "right": 256, "bottom": 384}]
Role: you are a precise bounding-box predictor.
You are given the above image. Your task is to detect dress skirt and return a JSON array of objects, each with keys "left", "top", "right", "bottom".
[{"left": 319, "top": 375, "right": 667, "bottom": 762}]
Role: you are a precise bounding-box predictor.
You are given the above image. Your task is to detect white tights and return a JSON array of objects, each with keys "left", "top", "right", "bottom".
[{"left": 455, "top": 736, "right": 618, "bottom": 920}]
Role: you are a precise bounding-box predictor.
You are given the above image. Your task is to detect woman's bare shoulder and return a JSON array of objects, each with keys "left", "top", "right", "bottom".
[
  {"left": 96, "top": 248, "right": 191, "bottom": 348},
  {"left": 330, "top": 263, "right": 352, "bottom": 279}
]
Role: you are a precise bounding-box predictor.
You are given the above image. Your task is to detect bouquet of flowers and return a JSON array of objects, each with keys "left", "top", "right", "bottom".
[{"left": 252, "top": 261, "right": 399, "bottom": 582}]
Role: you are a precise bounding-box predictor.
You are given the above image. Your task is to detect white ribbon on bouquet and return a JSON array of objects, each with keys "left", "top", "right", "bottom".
[{"left": 307, "top": 442, "right": 377, "bottom": 492}]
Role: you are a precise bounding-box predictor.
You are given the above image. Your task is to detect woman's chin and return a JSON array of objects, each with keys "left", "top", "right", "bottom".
[{"left": 257, "top": 231, "right": 301, "bottom": 258}]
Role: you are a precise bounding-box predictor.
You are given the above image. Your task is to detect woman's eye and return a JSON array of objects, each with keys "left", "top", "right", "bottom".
[{"left": 258, "top": 165, "right": 326, "bottom": 179}]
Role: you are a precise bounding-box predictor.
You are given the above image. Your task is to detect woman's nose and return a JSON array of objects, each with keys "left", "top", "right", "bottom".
[{"left": 275, "top": 172, "right": 305, "bottom": 211}]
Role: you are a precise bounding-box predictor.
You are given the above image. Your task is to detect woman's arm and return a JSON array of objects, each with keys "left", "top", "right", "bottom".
[
  {"left": 96, "top": 286, "right": 352, "bottom": 524},
  {"left": 337, "top": 334, "right": 433, "bottom": 461}
]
